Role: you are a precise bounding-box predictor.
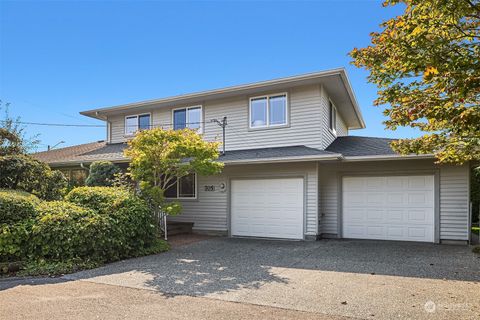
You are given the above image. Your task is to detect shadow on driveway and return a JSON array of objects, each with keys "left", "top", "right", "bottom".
[{"left": 64, "top": 238, "right": 480, "bottom": 297}]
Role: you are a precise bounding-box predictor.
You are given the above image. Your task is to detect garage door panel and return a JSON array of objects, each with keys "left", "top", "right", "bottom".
[
  {"left": 386, "top": 210, "right": 403, "bottom": 221},
  {"left": 386, "top": 177, "right": 404, "bottom": 188},
  {"left": 387, "top": 193, "right": 404, "bottom": 204},
  {"left": 366, "top": 209, "right": 384, "bottom": 221},
  {"left": 343, "top": 192, "right": 366, "bottom": 205},
  {"left": 366, "top": 177, "right": 384, "bottom": 188},
  {"left": 231, "top": 178, "right": 304, "bottom": 239},
  {"left": 386, "top": 226, "right": 404, "bottom": 237},
  {"left": 343, "top": 175, "right": 434, "bottom": 242}
]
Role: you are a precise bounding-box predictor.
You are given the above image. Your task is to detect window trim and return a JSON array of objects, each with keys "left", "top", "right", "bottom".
[
  {"left": 165, "top": 173, "right": 198, "bottom": 200},
  {"left": 328, "top": 99, "right": 337, "bottom": 136},
  {"left": 171, "top": 105, "right": 203, "bottom": 133},
  {"left": 248, "top": 93, "right": 289, "bottom": 130},
  {"left": 124, "top": 113, "right": 152, "bottom": 136}
]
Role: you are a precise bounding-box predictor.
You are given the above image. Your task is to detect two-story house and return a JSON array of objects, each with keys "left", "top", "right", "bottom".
[{"left": 33, "top": 69, "right": 472, "bottom": 244}]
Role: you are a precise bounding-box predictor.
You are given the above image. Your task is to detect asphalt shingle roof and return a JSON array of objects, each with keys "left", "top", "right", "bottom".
[
  {"left": 32, "top": 141, "right": 128, "bottom": 165},
  {"left": 32, "top": 136, "right": 400, "bottom": 166},
  {"left": 218, "top": 146, "right": 338, "bottom": 162},
  {"left": 326, "top": 136, "right": 397, "bottom": 157}
]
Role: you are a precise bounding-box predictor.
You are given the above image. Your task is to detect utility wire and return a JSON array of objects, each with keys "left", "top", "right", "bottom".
[{"left": 0, "top": 120, "right": 105, "bottom": 127}]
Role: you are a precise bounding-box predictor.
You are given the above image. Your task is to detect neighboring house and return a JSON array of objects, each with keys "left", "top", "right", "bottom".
[{"left": 32, "top": 68, "right": 473, "bottom": 244}]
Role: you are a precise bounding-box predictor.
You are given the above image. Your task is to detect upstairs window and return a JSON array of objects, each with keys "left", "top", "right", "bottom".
[
  {"left": 173, "top": 106, "right": 202, "bottom": 132},
  {"left": 125, "top": 114, "right": 151, "bottom": 135},
  {"left": 164, "top": 173, "right": 197, "bottom": 199},
  {"left": 329, "top": 100, "right": 336, "bottom": 135},
  {"left": 250, "top": 94, "right": 287, "bottom": 128}
]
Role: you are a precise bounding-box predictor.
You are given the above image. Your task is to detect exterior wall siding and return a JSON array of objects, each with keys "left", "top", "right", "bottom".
[
  {"left": 319, "top": 87, "right": 348, "bottom": 149},
  {"left": 318, "top": 160, "right": 470, "bottom": 241},
  {"left": 336, "top": 115, "right": 348, "bottom": 136},
  {"left": 439, "top": 165, "right": 470, "bottom": 240},
  {"left": 168, "top": 162, "right": 318, "bottom": 236},
  {"left": 108, "top": 84, "right": 348, "bottom": 150}
]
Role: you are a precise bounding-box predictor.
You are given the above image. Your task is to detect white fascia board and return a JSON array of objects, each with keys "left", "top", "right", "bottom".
[
  {"left": 223, "top": 154, "right": 342, "bottom": 165},
  {"left": 49, "top": 158, "right": 130, "bottom": 167},
  {"left": 341, "top": 154, "right": 435, "bottom": 162}
]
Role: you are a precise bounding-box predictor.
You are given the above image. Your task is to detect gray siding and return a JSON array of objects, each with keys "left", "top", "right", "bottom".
[
  {"left": 169, "top": 162, "right": 318, "bottom": 236},
  {"left": 318, "top": 160, "right": 470, "bottom": 241},
  {"left": 336, "top": 115, "right": 348, "bottom": 136},
  {"left": 439, "top": 165, "right": 470, "bottom": 240},
  {"left": 319, "top": 87, "right": 348, "bottom": 149},
  {"left": 108, "top": 84, "right": 348, "bottom": 150}
]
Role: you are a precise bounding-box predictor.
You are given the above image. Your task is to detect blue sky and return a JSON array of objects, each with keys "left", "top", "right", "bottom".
[{"left": 0, "top": 0, "right": 418, "bottom": 151}]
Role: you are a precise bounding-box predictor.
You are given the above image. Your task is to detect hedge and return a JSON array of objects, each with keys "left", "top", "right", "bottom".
[
  {"left": 30, "top": 201, "right": 110, "bottom": 261},
  {"left": 65, "top": 186, "right": 131, "bottom": 214},
  {"left": 0, "top": 186, "right": 168, "bottom": 272},
  {"left": 66, "top": 187, "right": 160, "bottom": 258},
  {"left": 0, "top": 189, "right": 40, "bottom": 225}
]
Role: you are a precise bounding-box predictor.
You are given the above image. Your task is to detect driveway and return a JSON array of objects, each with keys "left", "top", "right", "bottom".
[
  {"left": 61, "top": 238, "right": 480, "bottom": 319},
  {"left": 2, "top": 238, "right": 479, "bottom": 319}
]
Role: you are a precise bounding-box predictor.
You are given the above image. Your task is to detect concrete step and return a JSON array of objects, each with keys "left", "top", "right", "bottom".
[{"left": 167, "top": 222, "right": 194, "bottom": 236}]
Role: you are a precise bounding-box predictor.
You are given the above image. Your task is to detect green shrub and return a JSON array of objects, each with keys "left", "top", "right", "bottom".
[
  {"left": 30, "top": 201, "right": 113, "bottom": 261},
  {"left": 85, "top": 161, "right": 120, "bottom": 187},
  {"left": 0, "top": 220, "right": 34, "bottom": 262},
  {"left": 41, "top": 170, "right": 68, "bottom": 201},
  {"left": 66, "top": 186, "right": 159, "bottom": 257},
  {"left": 1, "top": 186, "right": 168, "bottom": 273},
  {"left": 65, "top": 186, "right": 131, "bottom": 214},
  {"left": 0, "top": 155, "right": 67, "bottom": 200},
  {"left": 0, "top": 189, "right": 40, "bottom": 225}
]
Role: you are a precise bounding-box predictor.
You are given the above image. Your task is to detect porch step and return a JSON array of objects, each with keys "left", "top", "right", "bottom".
[{"left": 167, "top": 222, "right": 194, "bottom": 236}]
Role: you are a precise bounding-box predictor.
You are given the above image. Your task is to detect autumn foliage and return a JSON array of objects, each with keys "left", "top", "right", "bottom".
[{"left": 350, "top": 0, "right": 479, "bottom": 163}]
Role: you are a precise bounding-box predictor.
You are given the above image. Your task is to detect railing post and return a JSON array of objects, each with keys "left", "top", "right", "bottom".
[{"left": 164, "top": 211, "right": 168, "bottom": 241}]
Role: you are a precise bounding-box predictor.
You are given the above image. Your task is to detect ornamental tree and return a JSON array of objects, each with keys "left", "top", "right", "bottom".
[
  {"left": 350, "top": 0, "right": 479, "bottom": 163},
  {"left": 124, "top": 128, "right": 223, "bottom": 215}
]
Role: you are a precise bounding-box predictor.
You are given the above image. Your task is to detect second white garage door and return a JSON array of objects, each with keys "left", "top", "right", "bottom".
[
  {"left": 342, "top": 175, "right": 435, "bottom": 242},
  {"left": 231, "top": 178, "right": 304, "bottom": 239}
]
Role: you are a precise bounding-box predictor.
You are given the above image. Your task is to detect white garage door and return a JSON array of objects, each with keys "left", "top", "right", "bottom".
[
  {"left": 231, "top": 178, "right": 304, "bottom": 239},
  {"left": 342, "top": 175, "right": 435, "bottom": 242}
]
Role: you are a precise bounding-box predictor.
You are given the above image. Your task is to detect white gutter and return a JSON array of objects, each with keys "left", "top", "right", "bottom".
[
  {"left": 340, "top": 154, "right": 435, "bottom": 162},
  {"left": 49, "top": 158, "right": 130, "bottom": 167},
  {"left": 223, "top": 154, "right": 342, "bottom": 165}
]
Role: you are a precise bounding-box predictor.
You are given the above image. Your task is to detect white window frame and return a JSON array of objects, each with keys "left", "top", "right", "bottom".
[
  {"left": 165, "top": 173, "right": 198, "bottom": 200},
  {"left": 249, "top": 93, "right": 288, "bottom": 129},
  {"left": 124, "top": 113, "right": 152, "bottom": 136},
  {"left": 171, "top": 106, "right": 203, "bottom": 133},
  {"left": 328, "top": 100, "right": 337, "bottom": 136}
]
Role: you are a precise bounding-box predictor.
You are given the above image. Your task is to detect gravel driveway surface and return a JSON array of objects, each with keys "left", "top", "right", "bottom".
[{"left": 64, "top": 238, "right": 480, "bottom": 319}]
